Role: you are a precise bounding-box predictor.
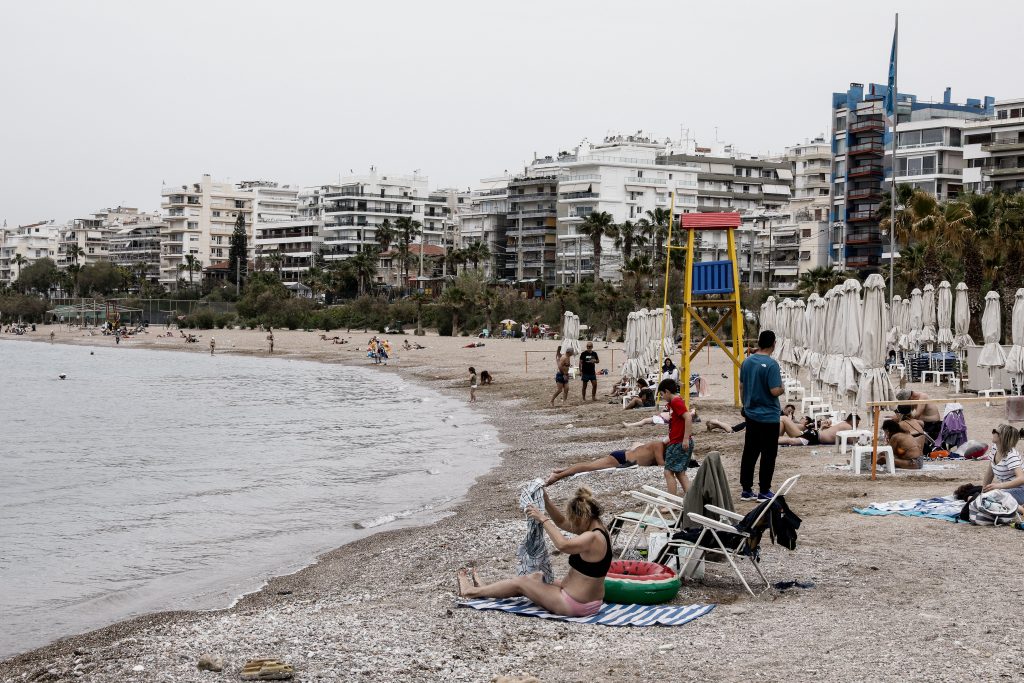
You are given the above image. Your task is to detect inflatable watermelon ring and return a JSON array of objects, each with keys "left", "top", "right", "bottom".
[{"left": 604, "top": 560, "right": 680, "bottom": 604}]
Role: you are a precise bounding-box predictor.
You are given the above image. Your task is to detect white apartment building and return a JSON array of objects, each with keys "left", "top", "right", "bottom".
[
  {"left": 454, "top": 176, "right": 509, "bottom": 280},
  {"left": 0, "top": 221, "right": 60, "bottom": 285},
  {"left": 784, "top": 138, "right": 832, "bottom": 284},
  {"left": 963, "top": 97, "right": 1024, "bottom": 194},
  {"left": 423, "top": 189, "right": 457, "bottom": 249},
  {"left": 524, "top": 136, "right": 700, "bottom": 283},
  {"left": 159, "top": 175, "right": 253, "bottom": 287},
  {"left": 310, "top": 170, "right": 429, "bottom": 266},
  {"left": 57, "top": 207, "right": 162, "bottom": 270},
  {"left": 108, "top": 217, "right": 166, "bottom": 284}
]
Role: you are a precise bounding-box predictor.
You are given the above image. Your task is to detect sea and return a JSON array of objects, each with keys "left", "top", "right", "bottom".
[{"left": 0, "top": 340, "right": 500, "bottom": 658}]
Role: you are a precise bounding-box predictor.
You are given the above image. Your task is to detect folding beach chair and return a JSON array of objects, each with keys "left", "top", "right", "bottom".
[
  {"left": 654, "top": 475, "right": 801, "bottom": 596},
  {"left": 608, "top": 487, "right": 687, "bottom": 554}
]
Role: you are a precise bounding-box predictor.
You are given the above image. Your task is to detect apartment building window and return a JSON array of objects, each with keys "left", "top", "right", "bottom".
[
  {"left": 187, "top": 222, "right": 198, "bottom": 229},
  {"left": 834, "top": 160, "right": 846, "bottom": 176},
  {"left": 212, "top": 211, "right": 221, "bottom": 217},
  {"left": 835, "top": 115, "right": 847, "bottom": 130},
  {"left": 835, "top": 139, "right": 847, "bottom": 155},
  {"left": 637, "top": 170, "right": 643, "bottom": 178},
  {"left": 800, "top": 251, "right": 811, "bottom": 261},
  {"left": 998, "top": 110, "right": 1009, "bottom": 120},
  {"left": 88, "top": 247, "right": 95, "bottom": 254},
  {"left": 834, "top": 180, "right": 845, "bottom": 196},
  {"left": 234, "top": 200, "right": 245, "bottom": 208},
  {"left": 802, "top": 229, "right": 813, "bottom": 238}
]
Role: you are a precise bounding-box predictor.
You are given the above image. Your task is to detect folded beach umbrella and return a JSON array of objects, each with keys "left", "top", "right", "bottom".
[
  {"left": 1004, "top": 289, "right": 1024, "bottom": 391},
  {"left": 762, "top": 296, "right": 777, "bottom": 337},
  {"left": 839, "top": 278, "right": 864, "bottom": 402},
  {"left": 801, "top": 295, "right": 817, "bottom": 369},
  {"left": 978, "top": 291, "right": 1007, "bottom": 391},
  {"left": 888, "top": 295, "right": 903, "bottom": 347},
  {"left": 937, "top": 281, "right": 954, "bottom": 350},
  {"left": 621, "top": 311, "right": 641, "bottom": 379},
  {"left": 810, "top": 294, "right": 827, "bottom": 393},
  {"left": 908, "top": 288, "right": 923, "bottom": 351},
  {"left": 793, "top": 298, "right": 807, "bottom": 370},
  {"left": 857, "top": 274, "right": 895, "bottom": 412},
  {"left": 660, "top": 305, "right": 675, "bottom": 358},
  {"left": 776, "top": 299, "right": 795, "bottom": 372},
  {"left": 920, "top": 283, "right": 937, "bottom": 349},
  {"left": 559, "top": 311, "right": 581, "bottom": 355},
  {"left": 822, "top": 286, "right": 844, "bottom": 398},
  {"left": 898, "top": 297, "right": 912, "bottom": 352},
  {"left": 952, "top": 283, "right": 975, "bottom": 350}
]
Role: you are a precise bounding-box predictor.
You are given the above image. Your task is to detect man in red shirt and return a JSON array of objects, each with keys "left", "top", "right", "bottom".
[{"left": 657, "top": 378, "right": 693, "bottom": 496}]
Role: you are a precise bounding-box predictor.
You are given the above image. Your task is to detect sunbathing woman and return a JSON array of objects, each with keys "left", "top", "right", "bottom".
[
  {"left": 457, "top": 487, "right": 611, "bottom": 617},
  {"left": 778, "top": 417, "right": 852, "bottom": 446},
  {"left": 878, "top": 419, "right": 923, "bottom": 469}
]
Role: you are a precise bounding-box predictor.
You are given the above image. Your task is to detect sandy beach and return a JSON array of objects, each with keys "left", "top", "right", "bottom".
[{"left": 2, "top": 324, "right": 1023, "bottom": 682}]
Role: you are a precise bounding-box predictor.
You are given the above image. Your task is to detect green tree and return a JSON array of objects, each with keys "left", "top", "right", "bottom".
[
  {"left": 66, "top": 244, "right": 84, "bottom": 267},
  {"left": 15, "top": 257, "right": 59, "bottom": 296},
  {"left": 621, "top": 254, "right": 654, "bottom": 306},
  {"left": 344, "top": 247, "right": 379, "bottom": 296},
  {"left": 439, "top": 285, "right": 467, "bottom": 335},
  {"left": 613, "top": 220, "right": 646, "bottom": 262},
  {"left": 465, "top": 240, "right": 491, "bottom": 271},
  {"left": 375, "top": 219, "right": 395, "bottom": 253},
  {"left": 77, "top": 261, "right": 123, "bottom": 296},
  {"left": 179, "top": 254, "right": 201, "bottom": 290},
  {"left": 228, "top": 211, "right": 248, "bottom": 288},
  {"left": 639, "top": 207, "right": 671, "bottom": 264},
  {"left": 577, "top": 211, "right": 615, "bottom": 283},
  {"left": 265, "top": 251, "right": 284, "bottom": 280},
  {"left": 12, "top": 253, "right": 27, "bottom": 281},
  {"left": 394, "top": 217, "right": 422, "bottom": 292}
]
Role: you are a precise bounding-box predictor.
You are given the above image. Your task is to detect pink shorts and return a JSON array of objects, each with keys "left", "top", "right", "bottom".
[{"left": 561, "top": 589, "right": 602, "bottom": 617}]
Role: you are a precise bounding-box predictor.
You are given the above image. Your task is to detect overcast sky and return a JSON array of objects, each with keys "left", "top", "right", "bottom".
[{"left": 1, "top": 0, "right": 1019, "bottom": 227}]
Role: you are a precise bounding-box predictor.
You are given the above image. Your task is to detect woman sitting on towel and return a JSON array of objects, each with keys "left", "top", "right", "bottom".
[
  {"left": 983, "top": 425, "right": 1024, "bottom": 507},
  {"left": 457, "top": 487, "right": 610, "bottom": 617},
  {"left": 879, "top": 419, "right": 923, "bottom": 469}
]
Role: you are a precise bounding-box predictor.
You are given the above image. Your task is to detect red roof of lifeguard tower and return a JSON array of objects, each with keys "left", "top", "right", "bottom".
[{"left": 680, "top": 212, "right": 741, "bottom": 230}]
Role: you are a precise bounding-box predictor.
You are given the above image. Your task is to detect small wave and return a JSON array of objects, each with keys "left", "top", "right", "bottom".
[{"left": 351, "top": 498, "right": 452, "bottom": 529}]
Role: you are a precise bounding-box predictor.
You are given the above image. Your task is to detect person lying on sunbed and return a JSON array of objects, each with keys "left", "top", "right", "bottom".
[
  {"left": 545, "top": 440, "right": 665, "bottom": 486},
  {"left": 708, "top": 404, "right": 795, "bottom": 434},
  {"left": 778, "top": 417, "right": 852, "bottom": 446},
  {"left": 878, "top": 419, "right": 923, "bottom": 469},
  {"left": 457, "top": 487, "right": 610, "bottom": 617}
]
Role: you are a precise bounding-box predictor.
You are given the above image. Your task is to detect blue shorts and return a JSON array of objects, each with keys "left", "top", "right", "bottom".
[
  {"left": 610, "top": 449, "right": 637, "bottom": 466},
  {"left": 581, "top": 373, "right": 597, "bottom": 382},
  {"left": 555, "top": 372, "right": 568, "bottom": 384},
  {"left": 664, "top": 438, "right": 695, "bottom": 473}
]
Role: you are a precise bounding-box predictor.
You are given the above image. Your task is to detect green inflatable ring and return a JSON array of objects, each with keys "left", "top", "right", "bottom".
[{"left": 604, "top": 560, "right": 681, "bottom": 605}]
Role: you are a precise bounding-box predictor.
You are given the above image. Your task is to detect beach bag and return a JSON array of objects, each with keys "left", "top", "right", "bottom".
[{"left": 968, "top": 490, "right": 1020, "bottom": 526}]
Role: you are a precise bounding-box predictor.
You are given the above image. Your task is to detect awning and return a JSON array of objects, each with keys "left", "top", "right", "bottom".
[
  {"left": 775, "top": 168, "right": 793, "bottom": 180},
  {"left": 559, "top": 182, "right": 586, "bottom": 193},
  {"left": 762, "top": 184, "right": 792, "bottom": 195}
]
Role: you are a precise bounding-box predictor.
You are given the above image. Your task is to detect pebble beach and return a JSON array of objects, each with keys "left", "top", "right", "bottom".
[{"left": 2, "top": 325, "right": 1023, "bottom": 682}]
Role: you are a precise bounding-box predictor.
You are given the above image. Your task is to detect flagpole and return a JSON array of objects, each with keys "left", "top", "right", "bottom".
[{"left": 889, "top": 13, "right": 898, "bottom": 306}]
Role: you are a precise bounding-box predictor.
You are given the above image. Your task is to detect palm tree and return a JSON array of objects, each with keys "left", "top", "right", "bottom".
[
  {"left": 66, "top": 244, "right": 84, "bottom": 267},
  {"left": 639, "top": 207, "right": 671, "bottom": 263},
  {"left": 375, "top": 219, "right": 395, "bottom": 253},
  {"left": 394, "top": 217, "right": 422, "bottom": 292},
  {"left": 444, "top": 247, "right": 467, "bottom": 277},
  {"left": 465, "top": 241, "right": 491, "bottom": 271},
  {"left": 577, "top": 211, "right": 615, "bottom": 283},
  {"left": 440, "top": 285, "right": 467, "bottom": 335},
  {"left": 621, "top": 254, "right": 654, "bottom": 305},
  {"left": 265, "top": 251, "right": 284, "bottom": 280},
  {"left": 347, "top": 247, "right": 379, "bottom": 296},
  {"left": 797, "top": 266, "right": 846, "bottom": 296},
  {"left": 613, "top": 220, "right": 646, "bottom": 263},
  {"left": 180, "top": 254, "right": 200, "bottom": 290},
  {"left": 12, "top": 253, "right": 27, "bottom": 281}
]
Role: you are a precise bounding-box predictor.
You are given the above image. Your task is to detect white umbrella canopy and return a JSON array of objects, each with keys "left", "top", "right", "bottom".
[
  {"left": 1004, "top": 289, "right": 1024, "bottom": 379},
  {"left": 559, "top": 311, "right": 581, "bottom": 355},
  {"left": 771, "top": 299, "right": 786, "bottom": 363},
  {"left": 937, "top": 281, "right": 954, "bottom": 348},
  {"left": 898, "top": 298, "right": 912, "bottom": 351},
  {"left": 777, "top": 299, "right": 796, "bottom": 370},
  {"left": 857, "top": 274, "right": 895, "bottom": 411},
  {"left": 793, "top": 299, "right": 807, "bottom": 369},
  {"left": 839, "top": 278, "right": 864, "bottom": 400},
  {"left": 762, "top": 296, "right": 777, "bottom": 336},
  {"left": 978, "top": 291, "right": 1007, "bottom": 369},
  {"left": 953, "top": 282, "right": 975, "bottom": 350},
  {"left": 908, "top": 288, "right": 924, "bottom": 350},
  {"left": 822, "top": 286, "right": 845, "bottom": 395},
  {"left": 888, "top": 294, "right": 903, "bottom": 347},
  {"left": 801, "top": 295, "right": 818, "bottom": 368},
  {"left": 812, "top": 295, "right": 828, "bottom": 391},
  {"left": 621, "top": 312, "right": 643, "bottom": 379},
  {"left": 920, "top": 283, "right": 937, "bottom": 347}
]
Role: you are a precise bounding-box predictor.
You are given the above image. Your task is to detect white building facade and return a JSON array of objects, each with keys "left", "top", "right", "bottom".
[
  {"left": 963, "top": 97, "right": 1024, "bottom": 194},
  {"left": 0, "top": 221, "right": 60, "bottom": 285}
]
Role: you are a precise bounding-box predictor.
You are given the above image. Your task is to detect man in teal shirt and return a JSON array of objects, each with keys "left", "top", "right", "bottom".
[{"left": 739, "top": 330, "right": 785, "bottom": 501}]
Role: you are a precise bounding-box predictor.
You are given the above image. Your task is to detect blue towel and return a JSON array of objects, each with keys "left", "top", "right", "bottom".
[
  {"left": 459, "top": 597, "right": 714, "bottom": 626},
  {"left": 853, "top": 496, "right": 964, "bottom": 523}
]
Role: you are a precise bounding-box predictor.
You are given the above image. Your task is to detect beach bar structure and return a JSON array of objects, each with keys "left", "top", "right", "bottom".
[
  {"left": 47, "top": 300, "right": 143, "bottom": 327},
  {"left": 679, "top": 212, "right": 744, "bottom": 406}
]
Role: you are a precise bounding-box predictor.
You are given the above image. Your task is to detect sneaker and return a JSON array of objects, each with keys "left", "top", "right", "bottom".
[
  {"left": 740, "top": 490, "right": 757, "bottom": 501},
  {"left": 757, "top": 490, "right": 775, "bottom": 501}
]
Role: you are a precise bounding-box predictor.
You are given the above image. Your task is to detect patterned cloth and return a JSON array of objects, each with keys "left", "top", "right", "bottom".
[
  {"left": 459, "top": 597, "right": 714, "bottom": 626},
  {"left": 516, "top": 479, "right": 553, "bottom": 583},
  {"left": 853, "top": 496, "right": 964, "bottom": 523}
]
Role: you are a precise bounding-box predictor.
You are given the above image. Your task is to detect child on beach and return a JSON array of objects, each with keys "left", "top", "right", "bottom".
[
  {"left": 657, "top": 378, "right": 693, "bottom": 496},
  {"left": 469, "top": 367, "right": 478, "bottom": 402}
]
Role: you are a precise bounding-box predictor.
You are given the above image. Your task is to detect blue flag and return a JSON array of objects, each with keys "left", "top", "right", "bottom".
[{"left": 883, "top": 17, "right": 898, "bottom": 118}]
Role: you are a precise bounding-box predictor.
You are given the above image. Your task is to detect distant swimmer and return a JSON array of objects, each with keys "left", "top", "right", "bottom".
[{"left": 58, "top": 373, "right": 67, "bottom": 380}]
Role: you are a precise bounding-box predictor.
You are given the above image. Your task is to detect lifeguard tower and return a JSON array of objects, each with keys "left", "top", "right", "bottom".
[{"left": 679, "top": 212, "right": 744, "bottom": 406}]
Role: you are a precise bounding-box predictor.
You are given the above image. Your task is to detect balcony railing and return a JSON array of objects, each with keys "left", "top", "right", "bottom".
[
  {"left": 848, "top": 210, "right": 878, "bottom": 222},
  {"left": 981, "top": 138, "right": 1024, "bottom": 152},
  {"left": 848, "top": 164, "right": 884, "bottom": 177},
  {"left": 896, "top": 166, "right": 961, "bottom": 177},
  {"left": 625, "top": 176, "right": 667, "bottom": 185},
  {"left": 848, "top": 142, "right": 884, "bottom": 156},
  {"left": 558, "top": 173, "right": 602, "bottom": 182},
  {"left": 847, "top": 230, "right": 881, "bottom": 244},
  {"left": 559, "top": 191, "right": 600, "bottom": 200},
  {"left": 985, "top": 165, "right": 1024, "bottom": 177},
  {"left": 846, "top": 255, "right": 881, "bottom": 268},
  {"left": 848, "top": 188, "right": 883, "bottom": 200},
  {"left": 508, "top": 192, "right": 558, "bottom": 202},
  {"left": 850, "top": 119, "right": 885, "bottom": 134}
]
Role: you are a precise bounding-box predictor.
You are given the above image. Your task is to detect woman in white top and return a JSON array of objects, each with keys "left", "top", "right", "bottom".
[{"left": 983, "top": 424, "right": 1024, "bottom": 506}]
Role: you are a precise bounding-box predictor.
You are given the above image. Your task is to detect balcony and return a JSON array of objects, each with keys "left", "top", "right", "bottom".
[
  {"left": 848, "top": 142, "right": 884, "bottom": 156},
  {"left": 850, "top": 119, "right": 885, "bottom": 134},
  {"left": 896, "top": 165, "right": 962, "bottom": 178},
  {"left": 507, "top": 191, "right": 558, "bottom": 202},
  {"left": 848, "top": 210, "right": 878, "bottom": 223},
  {"left": 846, "top": 255, "right": 881, "bottom": 269},
  {"left": 848, "top": 187, "right": 883, "bottom": 200},
  {"left": 985, "top": 165, "right": 1024, "bottom": 177},
  {"left": 981, "top": 138, "right": 1024, "bottom": 153},
  {"left": 559, "top": 191, "right": 600, "bottom": 201},
  {"left": 847, "top": 230, "right": 881, "bottom": 244},
  {"left": 625, "top": 177, "right": 667, "bottom": 185},
  {"left": 509, "top": 209, "right": 556, "bottom": 218},
  {"left": 848, "top": 164, "right": 884, "bottom": 178}
]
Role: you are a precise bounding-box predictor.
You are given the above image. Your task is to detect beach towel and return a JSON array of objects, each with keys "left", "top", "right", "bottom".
[
  {"left": 458, "top": 597, "right": 714, "bottom": 626},
  {"left": 516, "top": 479, "right": 553, "bottom": 583},
  {"left": 853, "top": 496, "right": 965, "bottom": 523}
]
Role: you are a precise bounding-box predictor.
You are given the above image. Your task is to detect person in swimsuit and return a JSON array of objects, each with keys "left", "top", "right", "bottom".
[
  {"left": 457, "top": 487, "right": 611, "bottom": 618},
  {"left": 468, "top": 367, "right": 478, "bottom": 403},
  {"left": 549, "top": 348, "right": 574, "bottom": 406},
  {"left": 622, "top": 378, "right": 655, "bottom": 410},
  {"left": 895, "top": 388, "right": 942, "bottom": 445},
  {"left": 879, "top": 419, "right": 923, "bottom": 469},
  {"left": 545, "top": 440, "right": 666, "bottom": 485}
]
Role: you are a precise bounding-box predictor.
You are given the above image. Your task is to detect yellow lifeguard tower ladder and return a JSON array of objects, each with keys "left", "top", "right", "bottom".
[{"left": 676, "top": 212, "right": 745, "bottom": 407}]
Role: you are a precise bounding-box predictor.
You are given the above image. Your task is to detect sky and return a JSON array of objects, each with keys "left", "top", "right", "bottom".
[{"left": 1, "top": 0, "right": 1020, "bottom": 227}]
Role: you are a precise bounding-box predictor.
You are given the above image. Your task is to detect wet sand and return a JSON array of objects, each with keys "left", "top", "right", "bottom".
[{"left": 1, "top": 325, "right": 1022, "bottom": 682}]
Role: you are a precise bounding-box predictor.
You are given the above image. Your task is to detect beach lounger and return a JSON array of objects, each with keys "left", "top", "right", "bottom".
[
  {"left": 608, "top": 489, "right": 686, "bottom": 554},
  {"left": 655, "top": 475, "right": 801, "bottom": 596}
]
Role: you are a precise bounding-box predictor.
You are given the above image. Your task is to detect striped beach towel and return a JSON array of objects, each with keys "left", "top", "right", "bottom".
[{"left": 459, "top": 597, "right": 714, "bottom": 626}]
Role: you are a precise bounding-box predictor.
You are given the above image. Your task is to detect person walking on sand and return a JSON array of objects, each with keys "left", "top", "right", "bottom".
[
  {"left": 469, "top": 366, "right": 478, "bottom": 403},
  {"left": 550, "top": 348, "right": 574, "bottom": 406},
  {"left": 209, "top": 337, "right": 216, "bottom": 356},
  {"left": 49, "top": 330, "right": 55, "bottom": 344},
  {"left": 267, "top": 328, "right": 275, "bottom": 354},
  {"left": 657, "top": 378, "right": 693, "bottom": 497},
  {"left": 579, "top": 342, "right": 600, "bottom": 402},
  {"left": 739, "top": 330, "right": 784, "bottom": 501}
]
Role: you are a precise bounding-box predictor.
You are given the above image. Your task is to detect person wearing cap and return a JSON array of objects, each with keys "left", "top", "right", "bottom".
[{"left": 895, "top": 388, "right": 941, "bottom": 446}]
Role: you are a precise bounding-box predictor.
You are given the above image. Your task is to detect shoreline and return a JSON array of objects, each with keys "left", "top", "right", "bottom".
[{"left": 2, "top": 326, "right": 1023, "bottom": 681}]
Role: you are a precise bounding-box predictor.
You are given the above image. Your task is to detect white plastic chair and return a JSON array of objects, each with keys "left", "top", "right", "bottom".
[{"left": 665, "top": 475, "right": 801, "bottom": 596}]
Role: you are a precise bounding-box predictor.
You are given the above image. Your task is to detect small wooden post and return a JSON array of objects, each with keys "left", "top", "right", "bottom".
[
  {"left": 524, "top": 351, "right": 528, "bottom": 374},
  {"left": 871, "top": 405, "right": 881, "bottom": 481}
]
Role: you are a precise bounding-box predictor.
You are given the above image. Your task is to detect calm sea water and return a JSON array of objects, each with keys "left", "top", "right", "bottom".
[{"left": 0, "top": 340, "right": 499, "bottom": 658}]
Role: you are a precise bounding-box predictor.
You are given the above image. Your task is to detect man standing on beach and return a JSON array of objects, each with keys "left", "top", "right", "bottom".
[
  {"left": 549, "top": 348, "right": 574, "bottom": 406},
  {"left": 739, "top": 330, "right": 784, "bottom": 501},
  {"left": 210, "top": 337, "right": 216, "bottom": 356},
  {"left": 579, "top": 342, "right": 600, "bottom": 401},
  {"left": 267, "top": 328, "right": 275, "bottom": 355}
]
